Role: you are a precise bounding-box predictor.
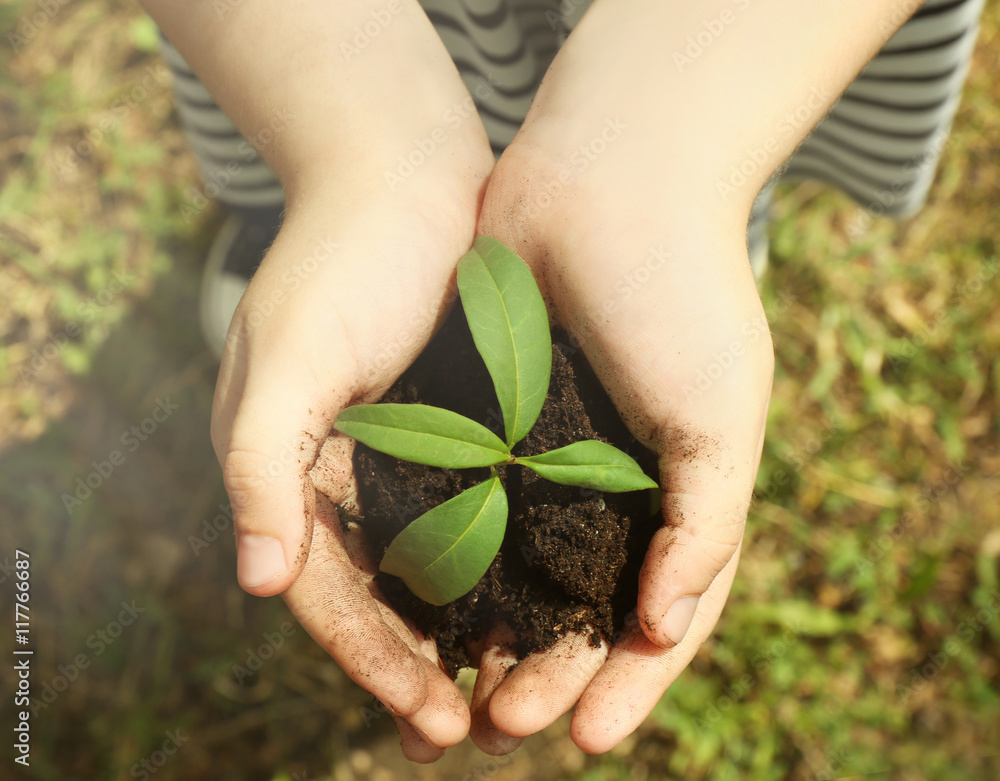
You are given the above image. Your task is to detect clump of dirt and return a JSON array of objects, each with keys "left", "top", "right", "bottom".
[{"left": 339, "top": 307, "right": 659, "bottom": 676}]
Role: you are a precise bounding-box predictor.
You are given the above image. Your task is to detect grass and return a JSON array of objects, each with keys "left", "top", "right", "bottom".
[{"left": 1, "top": 1, "right": 998, "bottom": 779}]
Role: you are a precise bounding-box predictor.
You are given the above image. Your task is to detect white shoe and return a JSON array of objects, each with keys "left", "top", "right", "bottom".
[{"left": 199, "top": 208, "right": 283, "bottom": 358}]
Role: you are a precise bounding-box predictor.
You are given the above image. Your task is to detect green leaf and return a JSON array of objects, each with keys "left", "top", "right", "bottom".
[
  {"left": 380, "top": 477, "right": 508, "bottom": 605},
  {"left": 516, "top": 441, "right": 658, "bottom": 492},
  {"left": 334, "top": 403, "right": 509, "bottom": 468},
  {"left": 457, "top": 236, "right": 552, "bottom": 447}
]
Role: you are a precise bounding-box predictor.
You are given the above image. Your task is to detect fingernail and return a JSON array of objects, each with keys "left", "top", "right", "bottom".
[
  {"left": 237, "top": 534, "right": 287, "bottom": 588},
  {"left": 664, "top": 595, "right": 700, "bottom": 644}
]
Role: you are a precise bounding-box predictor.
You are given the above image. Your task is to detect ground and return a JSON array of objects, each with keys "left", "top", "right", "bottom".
[{"left": 0, "top": 1, "right": 998, "bottom": 779}]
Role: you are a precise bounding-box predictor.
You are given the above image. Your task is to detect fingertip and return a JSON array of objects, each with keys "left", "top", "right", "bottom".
[
  {"left": 569, "top": 716, "right": 619, "bottom": 756},
  {"left": 378, "top": 652, "right": 431, "bottom": 719},
  {"left": 473, "top": 680, "right": 524, "bottom": 750},
  {"left": 569, "top": 683, "right": 635, "bottom": 756},
  {"left": 489, "top": 633, "right": 607, "bottom": 738},
  {"left": 409, "top": 673, "right": 471, "bottom": 748},
  {"left": 411, "top": 710, "right": 469, "bottom": 749},
  {"left": 469, "top": 634, "right": 522, "bottom": 755},
  {"left": 637, "top": 505, "right": 741, "bottom": 647},
  {"left": 340, "top": 627, "right": 430, "bottom": 719},
  {"left": 638, "top": 595, "right": 699, "bottom": 648},
  {"left": 237, "top": 533, "right": 297, "bottom": 595},
  {"left": 486, "top": 684, "right": 533, "bottom": 738},
  {"left": 395, "top": 718, "right": 446, "bottom": 763},
  {"left": 222, "top": 446, "right": 317, "bottom": 595},
  {"left": 663, "top": 595, "right": 700, "bottom": 645},
  {"left": 638, "top": 618, "right": 665, "bottom": 648},
  {"left": 470, "top": 720, "right": 522, "bottom": 756}
]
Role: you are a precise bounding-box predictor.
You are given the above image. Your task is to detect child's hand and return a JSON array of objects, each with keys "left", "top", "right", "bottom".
[
  {"left": 460, "top": 0, "right": 919, "bottom": 752},
  {"left": 150, "top": 0, "right": 920, "bottom": 757},
  {"left": 210, "top": 171, "right": 491, "bottom": 758},
  {"left": 142, "top": 0, "right": 498, "bottom": 757},
  {"left": 468, "top": 142, "right": 772, "bottom": 754}
]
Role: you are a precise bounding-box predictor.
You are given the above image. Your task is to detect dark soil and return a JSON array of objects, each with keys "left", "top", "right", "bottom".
[{"left": 340, "top": 307, "right": 660, "bottom": 676}]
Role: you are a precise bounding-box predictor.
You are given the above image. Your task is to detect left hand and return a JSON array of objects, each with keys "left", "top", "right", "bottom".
[
  {"left": 465, "top": 19, "right": 775, "bottom": 749},
  {"left": 466, "top": 0, "right": 914, "bottom": 749},
  {"left": 470, "top": 143, "right": 773, "bottom": 755}
]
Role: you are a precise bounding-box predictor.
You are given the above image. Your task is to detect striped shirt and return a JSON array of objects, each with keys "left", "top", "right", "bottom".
[{"left": 160, "top": 0, "right": 985, "bottom": 244}]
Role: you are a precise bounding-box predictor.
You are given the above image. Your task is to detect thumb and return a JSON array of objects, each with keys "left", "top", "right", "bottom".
[
  {"left": 639, "top": 441, "right": 754, "bottom": 647},
  {"left": 212, "top": 332, "right": 355, "bottom": 597},
  {"left": 639, "top": 368, "right": 771, "bottom": 648},
  {"left": 220, "top": 440, "right": 316, "bottom": 596}
]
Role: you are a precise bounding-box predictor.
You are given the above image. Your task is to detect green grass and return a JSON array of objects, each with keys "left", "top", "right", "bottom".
[{"left": 1, "top": 1, "right": 998, "bottom": 780}]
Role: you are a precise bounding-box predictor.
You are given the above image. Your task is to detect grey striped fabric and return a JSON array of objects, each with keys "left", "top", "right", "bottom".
[
  {"left": 160, "top": 40, "right": 284, "bottom": 214},
  {"left": 786, "top": 0, "right": 985, "bottom": 220},
  {"left": 161, "top": 0, "right": 984, "bottom": 257}
]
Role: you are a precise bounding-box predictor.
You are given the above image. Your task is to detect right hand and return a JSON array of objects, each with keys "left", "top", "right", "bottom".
[{"left": 210, "top": 114, "right": 495, "bottom": 760}]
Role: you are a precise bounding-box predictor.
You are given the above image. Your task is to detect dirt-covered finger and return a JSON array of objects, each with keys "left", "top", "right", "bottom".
[
  {"left": 489, "top": 631, "right": 608, "bottom": 738},
  {"left": 469, "top": 625, "right": 522, "bottom": 755},
  {"left": 282, "top": 493, "right": 429, "bottom": 716},
  {"left": 572, "top": 543, "right": 739, "bottom": 753},
  {"left": 393, "top": 715, "right": 446, "bottom": 764}
]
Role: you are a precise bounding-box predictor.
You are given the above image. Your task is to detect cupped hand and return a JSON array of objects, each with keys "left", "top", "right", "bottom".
[
  {"left": 209, "top": 142, "right": 494, "bottom": 755},
  {"left": 469, "top": 126, "right": 773, "bottom": 752},
  {"left": 460, "top": 0, "right": 916, "bottom": 751}
]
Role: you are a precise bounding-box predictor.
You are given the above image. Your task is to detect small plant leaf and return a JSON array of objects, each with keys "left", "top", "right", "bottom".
[
  {"left": 380, "top": 476, "right": 508, "bottom": 606},
  {"left": 457, "top": 236, "right": 552, "bottom": 448},
  {"left": 335, "top": 403, "right": 510, "bottom": 468},
  {"left": 516, "top": 441, "right": 658, "bottom": 492}
]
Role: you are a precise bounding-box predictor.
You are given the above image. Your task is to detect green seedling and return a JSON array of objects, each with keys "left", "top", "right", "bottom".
[{"left": 335, "top": 236, "right": 658, "bottom": 605}]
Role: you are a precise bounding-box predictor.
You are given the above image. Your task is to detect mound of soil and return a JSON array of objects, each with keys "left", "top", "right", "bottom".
[{"left": 339, "top": 308, "right": 659, "bottom": 676}]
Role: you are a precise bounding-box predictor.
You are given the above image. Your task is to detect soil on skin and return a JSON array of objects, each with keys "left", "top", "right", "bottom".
[{"left": 339, "top": 307, "right": 660, "bottom": 676}]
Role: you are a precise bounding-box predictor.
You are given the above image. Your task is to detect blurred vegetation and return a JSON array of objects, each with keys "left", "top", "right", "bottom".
[{"left": 1, "top": 0, "right": 998, "bottom": 779}]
